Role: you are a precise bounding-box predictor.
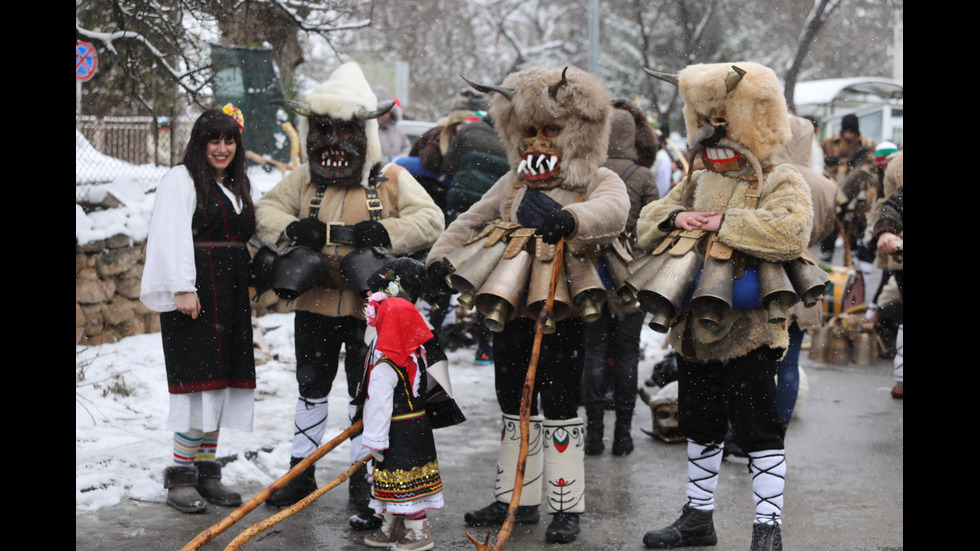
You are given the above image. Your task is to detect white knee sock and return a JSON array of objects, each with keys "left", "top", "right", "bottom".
[
  {"left": 291, "top": 396, "right": 329, "bottom": 458},
  {"left": 686, "top": 440, "right": 723, "bottom": 511},
  {"left": 748, "top": 449, "right": 786, "bottom": 525}
]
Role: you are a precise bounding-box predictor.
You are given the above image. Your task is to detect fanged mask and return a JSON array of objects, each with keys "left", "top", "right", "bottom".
[
  {"left": 307, "top": 115, "right": 368, "bottom": 187},
  {"left": 694, "top": 106, "right": 747, "bottom": 173},
  {"left": 518, "top": 123, "right": 563, "bottom": 183}
]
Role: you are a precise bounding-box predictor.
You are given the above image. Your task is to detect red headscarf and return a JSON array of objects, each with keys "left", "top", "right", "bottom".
[{"left": 373, "top": 297, "right": 433, "bottom": 390}]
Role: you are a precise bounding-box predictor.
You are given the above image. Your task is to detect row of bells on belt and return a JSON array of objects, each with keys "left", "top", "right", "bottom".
[
  {"left": 621, "top": 237, "right": 831, "bottom": 333},
  {"left": 442, "top": 237, "right": 611, "bottom": 334}
]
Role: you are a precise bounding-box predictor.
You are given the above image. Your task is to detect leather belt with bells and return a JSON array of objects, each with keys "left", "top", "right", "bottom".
[{"left": 325, "top": 223, "right": 358, "bottom": 246}]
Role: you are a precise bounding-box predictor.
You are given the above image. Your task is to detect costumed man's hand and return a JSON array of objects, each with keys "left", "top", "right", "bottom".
[
  {"left": 285, "top": 218, "right": 328, "bottom": 249},
  {"left": 426, "top": 260, "right": 455, "bottom": 294},
  {"left": 354, "top": 220, "right": 392, "bottom": 248},
  {"left": 675, "top": 211, "right": 722, "bottom": 232},
  {"left": 536, "top": 209, "right": 575, "bottom": 244},
  {"left": 175, "top": 292, "right": 201, "bottom": 319}
]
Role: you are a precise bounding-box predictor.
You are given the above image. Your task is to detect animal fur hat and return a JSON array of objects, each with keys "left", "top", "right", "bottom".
[
  {"left": 298, "top": 61, "right": 383, "bottom": 186},
  {"left": 678, "top": 62, "right": 790, "bottom": 161},
  {"left": 490, "top": 65, "right": 612, "bottom": 189}
]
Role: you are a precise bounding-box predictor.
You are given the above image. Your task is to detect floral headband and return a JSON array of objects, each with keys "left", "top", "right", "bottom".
[
  {"left": 222, "top": 103, "right": 245, "bottom": 133},
  {"left": 363, "top": 271, "right": 408, "bottom": 326}
]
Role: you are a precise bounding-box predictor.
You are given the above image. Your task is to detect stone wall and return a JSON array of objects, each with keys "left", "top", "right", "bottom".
[{"left": 76, "top": 235, "right": 291, "bottom": 346}]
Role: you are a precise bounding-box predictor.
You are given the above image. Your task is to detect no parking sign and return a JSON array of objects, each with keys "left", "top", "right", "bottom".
[{"left": 76, "top": 41, "right": 98, "bottom": 82}]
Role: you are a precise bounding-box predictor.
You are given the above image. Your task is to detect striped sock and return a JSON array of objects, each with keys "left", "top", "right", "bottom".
[
  {"left": 173, "top": 430, "right": 205, "bottom": 466},
  {"left": 196, "top": 430, "right": 220, "bottom": 461}
]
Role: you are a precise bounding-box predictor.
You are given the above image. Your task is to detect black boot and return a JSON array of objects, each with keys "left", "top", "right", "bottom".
[
  {"left": 612, "top": 408, "right": 634, "bottom": 456},
  {"left": 642, "top": 505, "right": 717, "bottom": 548},
  {"left": 348, "top": 462, "right": 382, "bottom": 530},
  {"left": 266, "top": 457, "right": 316, "bottom": 508},
  {"left": 163, "top": 465, "right": 206, "bottom": 514},
  {"left": 195, "top": 460, "right": 242, "bottom": 507},
  {"left": 750, "top": 523, "right": 783, "bottom": 551},
  {"left": 585, "top": 405, "right": 605, "bottom": 455},
  {"left": 545, "top": 512, "right": 580, "bottom": 544},
  {"left": 463, "top": 501, "right": 540, "bottom": 526}
]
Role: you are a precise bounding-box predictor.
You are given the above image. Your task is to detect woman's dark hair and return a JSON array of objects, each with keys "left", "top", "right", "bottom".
[{"left": 181, "top": 108, "right": 252, "bottom": 209}]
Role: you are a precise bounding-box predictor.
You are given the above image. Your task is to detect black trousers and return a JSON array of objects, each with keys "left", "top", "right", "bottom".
[
  {"left": 492, "top": 317, "right": 584, "bottom": 420},
  {"left": 294, "top": 311, "right": 367, "bottom": 399},
  {"left": 678, "top": 346, "right": 785, "bottom": 453},
  {"left": 581, "top": 309, "right": 644, "bottom": 411}
]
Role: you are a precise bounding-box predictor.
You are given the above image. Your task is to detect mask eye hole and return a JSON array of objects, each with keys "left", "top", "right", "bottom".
[
  {"left": 524, "top": 127, "right": 538, "bottom": 139},
  {"left": 542, "top": 125, "right": 562, "bottom": 138}
]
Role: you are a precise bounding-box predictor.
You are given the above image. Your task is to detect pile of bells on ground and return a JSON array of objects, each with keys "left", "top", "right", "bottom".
[
  {"left": 808, "top": 310, "right": 883, "bottom": 366},
  {"left": 442, "top": 225, "right": 831, "bottom": 337}
]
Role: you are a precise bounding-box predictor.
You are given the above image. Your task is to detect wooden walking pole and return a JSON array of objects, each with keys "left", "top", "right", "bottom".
[
  {"left": 465, "top": 239, "right": 565, "bottom": 551},
  {"left": 222, "top": 455, "right": 372, "bottom": 551},
  {"left": 181, "top": 419, "right": 364, "bottom": 551}
]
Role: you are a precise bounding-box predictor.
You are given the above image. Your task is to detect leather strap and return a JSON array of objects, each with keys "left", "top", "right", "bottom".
[{"left": 194, "top": 241, "right": 247, "bottom": 248}]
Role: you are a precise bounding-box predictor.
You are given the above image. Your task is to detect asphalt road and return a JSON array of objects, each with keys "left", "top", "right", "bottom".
[{"left": 75, "top": 349, "right": 903, "bottom": 551}]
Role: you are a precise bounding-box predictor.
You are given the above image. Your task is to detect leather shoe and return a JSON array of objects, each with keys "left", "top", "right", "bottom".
[
  {"left": 643, "top": 505, "right": 717, "bottom": 548},
  {"left": 750, "top": 523, "right": 782, "bottom": 551},
  {"left": 463, "top": 501, "right": 539, "bottom": 526},
  {"left": 545, "top": 512, "right": 580, "bottom": 544}
]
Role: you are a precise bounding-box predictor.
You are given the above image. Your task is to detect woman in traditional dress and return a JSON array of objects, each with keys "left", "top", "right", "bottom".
[{"left": 140, "top": 105, "right": 259, "bottom": 513}]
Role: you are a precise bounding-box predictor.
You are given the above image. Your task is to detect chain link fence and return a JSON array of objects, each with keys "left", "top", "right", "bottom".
[{"left": 76, "top": 116, "right": 192, "bottom": 202}]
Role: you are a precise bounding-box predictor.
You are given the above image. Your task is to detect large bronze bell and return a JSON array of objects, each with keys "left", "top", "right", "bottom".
[
  {"left": 525, "top": 257, "right": 573, "bottom": 334},
  {"left": 759, "top": 261, "right": 800, "bottom": 323},
  {"left": 443, "top": 238, "right": 488, "bottom": 273},
  {"left": 623, "top": 253, "right": 669, "bottom": 306},
  {"left": 600, "top": 248, "right": 636, "bottom": 305},
  {"left": 635, "top": 248, "right": 703, "bottom": 333},
  {"left": 565, "top": 254, "right": 608, "bottom": 324},
  {"left": 785, "top": 258, "right": 830, "bottom": 307},
  {"left": 474, "top": 249, "right": 533, "bottom": 332},
  {"left": 690, "top": 257, "right": 735, "bottom": 331},
  {"left": 448, "top": 240, "right": 507, "bottom": 310}
]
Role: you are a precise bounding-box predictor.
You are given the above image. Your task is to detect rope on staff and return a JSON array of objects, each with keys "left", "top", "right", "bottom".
[
  {"left": 222, "top": 455, "right": 372, "bottom": 551},
  {"left": 465, "top": 238, "right": 565, "bottom": 551},
  {"left": 181, "top": 419, "right": 364, "bottom": 551}
]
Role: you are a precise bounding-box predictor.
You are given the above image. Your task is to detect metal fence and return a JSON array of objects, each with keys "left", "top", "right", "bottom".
[{"left": 76, "top": 116, "right": 192, "bottom": 201}]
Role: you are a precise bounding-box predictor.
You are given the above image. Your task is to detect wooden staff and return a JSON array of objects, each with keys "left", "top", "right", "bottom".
[
  {"left": 181, "top": 419, "right": 364, "bottom": 551},
  {"left": 222, "top": 455, "right": 372, "bottom": 551},
  {"left": 466, "top": 239, "right": 565, "bottom": 551}
]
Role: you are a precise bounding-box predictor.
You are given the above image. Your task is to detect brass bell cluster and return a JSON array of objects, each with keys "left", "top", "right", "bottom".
[
  {"left": 441, "top": 223, "right": 610, "bottom": 334},
  {"left": 626, "top": 230, "right": 831, "bottom": 333}
]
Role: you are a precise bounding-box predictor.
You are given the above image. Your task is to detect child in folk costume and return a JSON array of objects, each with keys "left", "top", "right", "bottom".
[{"left": 356, "top": 293, "right": 444, "bottom": 551}]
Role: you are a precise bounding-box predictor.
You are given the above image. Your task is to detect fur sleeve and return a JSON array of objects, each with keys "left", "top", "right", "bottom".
[
  {"left": 563, "top": 167, "right": 629, "bottom": 248},
  {"left": 636, "top": 179, "right": 691, "bottom": 251},
  {"left": 716, "top": 164, "right": 813, "bottom": 262},
  {"left": 426, "top": 173, "right": 514, "bottom": 265},
  {"left": 254, "top": 166, "right": 307, "bottom": 249}
]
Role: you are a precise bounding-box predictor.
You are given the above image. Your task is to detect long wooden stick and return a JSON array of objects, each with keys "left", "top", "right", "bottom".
[
  {"left": 466, "top": 239, "right": 565, "bottom": 551},
  {"left": 181, "top": 419, "right": 364, "bottom": 551},
  {"left": 223, "top": 455, "right": 372, "bottom": 551}
]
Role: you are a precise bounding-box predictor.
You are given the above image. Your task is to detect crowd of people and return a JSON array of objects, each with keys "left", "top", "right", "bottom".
[{"left": 139, "top": 60, "right": 902, "bottom": 551}]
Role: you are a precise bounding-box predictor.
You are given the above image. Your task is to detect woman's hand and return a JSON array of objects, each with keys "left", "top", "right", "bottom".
[
  {"left": 675, "top": 211, "right": 722, "bottom": 232},
  {"left": 175, "top": 292, "right": 201, "bottom": 319}
]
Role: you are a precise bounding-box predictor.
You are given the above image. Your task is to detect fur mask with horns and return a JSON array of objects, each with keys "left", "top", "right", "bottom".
[
  {"left": 646, "top": 62, "right": 790, "bottom": 176},
  {"left": 271, "top": 62, "right": 392, "bottom": 188},
  {"left": 465, "top": 65, "right": 612, "bottom": 190}
]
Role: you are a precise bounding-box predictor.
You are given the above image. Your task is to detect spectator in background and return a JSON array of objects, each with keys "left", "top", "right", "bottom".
[
  {"left": 373, "top": 85, "right": 412, "bottom": 160},
  {"left": 652, "top": 122, "right": 674, "bottom": 199},
  {"left": 582, "top": 99, "right": 659, "bottom": 457}
]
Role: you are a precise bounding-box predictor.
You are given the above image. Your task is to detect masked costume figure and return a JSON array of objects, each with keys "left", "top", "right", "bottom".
[
  {"left": 633, "top": 63, "right": 813, "bottom": 551},
  {"left": 426, "top": 65, "right": 629, "bottom": 544},
  {"left": 254, "top": 62, "right": 444, "bottom": 520}
]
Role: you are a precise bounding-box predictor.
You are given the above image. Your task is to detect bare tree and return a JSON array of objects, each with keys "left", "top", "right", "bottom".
[
  {"left": 76, "top": 0, "right": 374, "bottom": 116},
  {"left": 782, "top": 0, "right": 843, "bottom": 111}
]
